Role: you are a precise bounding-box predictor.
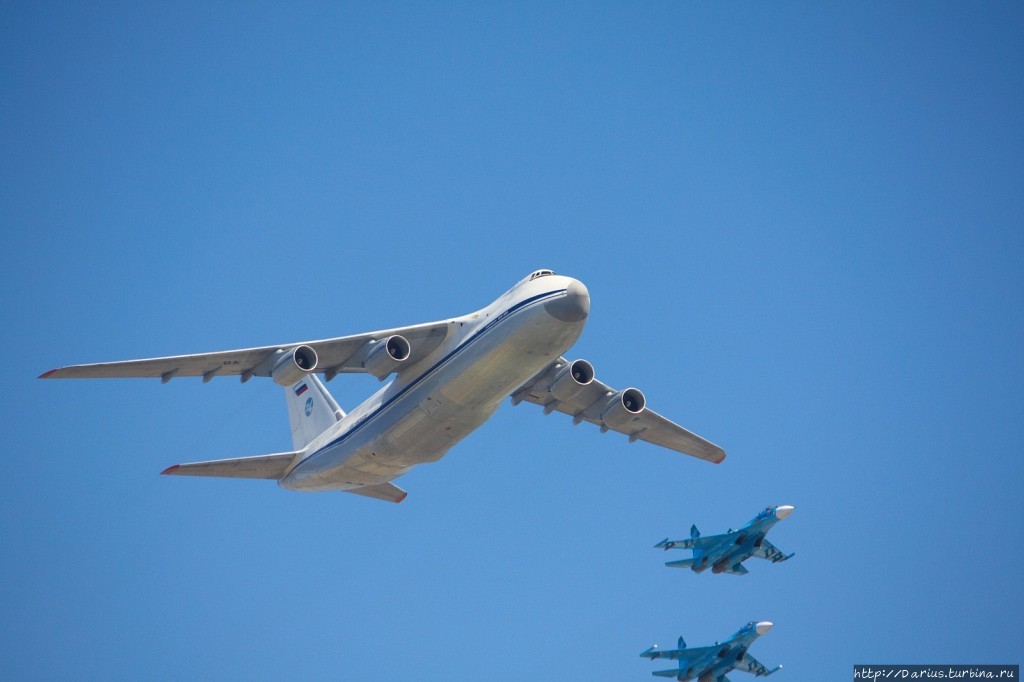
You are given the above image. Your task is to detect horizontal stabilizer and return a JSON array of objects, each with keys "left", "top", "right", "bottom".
[
  {"left": 652, "top": 669, "right": 680, "bottom": 678},
  {"left": 342, "top": 481, "right": 408, "bottom": 504},
  {"left": 161, "top": 452, "right": 299, "bottom": 479},
  {"left": 665, "top": 557, "right": 696, "bottom": 569}
]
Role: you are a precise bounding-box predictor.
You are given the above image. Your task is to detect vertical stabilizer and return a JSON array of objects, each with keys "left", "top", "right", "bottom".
[{"left": 285, "top": 374, "right": 344, "bottom": 450}]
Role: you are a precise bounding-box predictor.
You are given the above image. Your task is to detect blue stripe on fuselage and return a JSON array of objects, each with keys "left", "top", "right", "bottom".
[{"left": 292, "top": 287, "right": 568, "bottom": 472}]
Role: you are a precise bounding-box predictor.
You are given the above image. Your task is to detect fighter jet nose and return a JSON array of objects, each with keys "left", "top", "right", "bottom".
[
  {"left": 545, "top": 278, "right": 590, "bottom": 322},
  {"left": 755, "top": 621, "right": 773, "bottom": 635},
  {"left": 775, "top": 505, "right": 795, "bottom": 520}
]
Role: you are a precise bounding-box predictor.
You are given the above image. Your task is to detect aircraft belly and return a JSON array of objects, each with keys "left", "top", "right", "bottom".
[
  {"left": 439, "top": 307, "right": 584, "bottom": 407},
  {"left": 280, "top": 293, "right": 585, "bottom": 493}
]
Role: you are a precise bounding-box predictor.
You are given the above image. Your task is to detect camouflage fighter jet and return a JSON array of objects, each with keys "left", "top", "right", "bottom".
[
  {"left": 655, "top": 506, "right": 795, "bottom": 575},
  {"left": 641, "top": 621, "right": 782, "bottom": 680}
]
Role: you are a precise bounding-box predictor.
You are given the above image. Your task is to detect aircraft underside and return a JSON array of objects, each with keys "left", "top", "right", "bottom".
[{"left": 279, "top": 292, "right": 585, "bottom": 491}]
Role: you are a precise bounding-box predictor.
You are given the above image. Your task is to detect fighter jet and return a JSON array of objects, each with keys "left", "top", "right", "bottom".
[
  {"left": 641, "top": 621, "right": 782, "bottom": 680},
  {"left": 655, "top": 506, "right": 795, "bottom": 575}
]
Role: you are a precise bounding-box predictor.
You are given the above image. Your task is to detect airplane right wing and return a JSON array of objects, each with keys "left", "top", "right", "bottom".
[
  {"left": 39, "top": 319, "right": 452, "bottom": 382},
  {"left": 751, "top": 539, "right": 794, "bottom": 564},
  {"left": 511, "top": 358, "right": 725, "bottom": 463},
  {"left": 740, "top": 653, "right": 781, "bottom": 676}
]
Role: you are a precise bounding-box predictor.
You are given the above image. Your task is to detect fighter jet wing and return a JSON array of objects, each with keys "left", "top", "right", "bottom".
[
  {"left": 657, "top": 534, "right": 728, "bottom": 552},
  {"left": 751, "top": 539, "right": 793, "bottom": 564},
  {"left": 642, "top": 644, "right": 716, "bottom": 662},
  {"left": 511, "top": 358, "right": 726, "bottom": 463},
  {"left": 39, "top": 319, "right": 451, "bottom": 381},
  {"left": 657, "top": 538, "right": 698, "bottom": 551},
  {"left": 740, "top": 652, "right": 779, "bottom": 676}
]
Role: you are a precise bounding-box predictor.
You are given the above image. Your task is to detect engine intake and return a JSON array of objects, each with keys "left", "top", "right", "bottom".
[
  {"left": 363, "top": 335, "right": 411, "bottom": 379},
  {"left": 600, "top": 387, "right": 646, "bottom": 429},
  {"left": 548, "top": 359, "right": 595, "bottom": 402},
  {"left": 270, "top": 345, "right": 319, "bottom": 386}
]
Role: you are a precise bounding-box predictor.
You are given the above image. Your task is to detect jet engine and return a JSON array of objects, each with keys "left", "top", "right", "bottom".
[
  {"left": 363, "top": 335, "right": 411, "bottom": 379},
  {"left": 600, "top": 387, "right": 646, "bottom": 429},
  {"left": 548, "top": 359, "right": 595, "bottom": 402},
  {"left": 270, "top": 345, "right": 318, "bottom": 386}
]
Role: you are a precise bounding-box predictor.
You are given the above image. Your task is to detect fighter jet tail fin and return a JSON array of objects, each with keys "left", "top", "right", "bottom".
[{"left": 690, "top": 524, "right": 700, "bottom": 539}]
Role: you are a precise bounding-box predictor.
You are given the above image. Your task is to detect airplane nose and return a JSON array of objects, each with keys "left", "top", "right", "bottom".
[
  {"left": 775, "top": 505, "right": 795, "bottom": 520},
  {"left": 545, "top": 279, "right": 590, "bottom": 322},
  {"left": 755, "top": 622, "right": 773, "bottom": 635}
]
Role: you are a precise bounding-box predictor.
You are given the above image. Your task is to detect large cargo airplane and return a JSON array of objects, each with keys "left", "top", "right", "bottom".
[{"left": 40, "top": 270, "right": 725, "bottom": 502}]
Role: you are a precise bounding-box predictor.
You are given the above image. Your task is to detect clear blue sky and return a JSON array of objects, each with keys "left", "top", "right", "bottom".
[{"left": 3, "top": 2, "right": 1022, "bottom": 679}]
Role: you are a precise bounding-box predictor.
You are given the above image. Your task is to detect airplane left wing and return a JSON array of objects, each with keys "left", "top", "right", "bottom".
[
  {"left": 39, "top": 319, "right": 451, "bottom": 382},
  {"left": 752, "top": 539, "right": 794, "bottom": 564},
  {"left": 511, "top": 358, "right": 726, "bottom": 463}
]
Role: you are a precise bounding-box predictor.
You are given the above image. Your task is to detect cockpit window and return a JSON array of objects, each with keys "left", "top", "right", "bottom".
[{"left": 528, "top": 269, "right": 555, "bottom": 281}]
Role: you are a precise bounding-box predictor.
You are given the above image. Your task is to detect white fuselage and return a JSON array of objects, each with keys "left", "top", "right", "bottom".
[{"left": 279, "top": 275, "right": 588, "bottom": 492}]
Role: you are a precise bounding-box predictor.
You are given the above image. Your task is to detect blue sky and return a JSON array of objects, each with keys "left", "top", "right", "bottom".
[{"left": 2, "top": 2, "right": 1022, "bottom": 679}]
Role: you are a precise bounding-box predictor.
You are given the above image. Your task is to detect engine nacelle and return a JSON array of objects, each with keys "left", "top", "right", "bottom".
[
  {"left": 270, "top": 345, "right": 318, "bottom": 386},
  {"left": 363, "top": 335, "right": 411, "bottom": 379},
  {"left": 548, "top": 359, "right": 595, "bottom": 402},
  {"left": 600, "top": 387, "right": 646, "bottom": 430}
]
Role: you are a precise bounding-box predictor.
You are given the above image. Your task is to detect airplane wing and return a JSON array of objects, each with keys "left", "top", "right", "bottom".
[
  {"left": 510, "top": 358, "right": 726, "bottom": 463},
  {"left": 740, "top": 653, "right": 779, "bottom": 676},
  {"left": 751, "top": 539, "right": 793, "bottom": 564},
  {"left": 38, "top": 319, "right": 451, "bottom": 382},
  {"left": 642, "top": 644, "right": 716, "bottom": 662},
  {"left": 656, "top": 538, "right": 698, "bottom": 551},
  {"left": 658, "top": 533, "right": 729, "bottom": 552}
]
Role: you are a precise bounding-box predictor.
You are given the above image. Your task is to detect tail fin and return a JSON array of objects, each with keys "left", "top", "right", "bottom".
[
  {"left": 690, "top": 524, "right": 701, "bottom": 539},
  {"left": 285, "top": 374, "right": 344, "bottom": 449}
]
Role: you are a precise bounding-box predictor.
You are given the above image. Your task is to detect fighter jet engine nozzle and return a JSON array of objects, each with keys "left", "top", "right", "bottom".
[
  {"left": 600, "top": 387, "right": 646, "bottom": 429},
  {"left": 270, "top": 345, "right": 319, "bottom": 386},
  {"left": 755, "top": 621, "right": 773, "bottom": 635},
  {"left": 775, "top": 505, "right": 795, "bottom": 520},
  {"left": 362, "top": 334, "right": 412, "bottom": 379},
  {"left": 548, "top": 359, "right": 595, "bottom": 402}
]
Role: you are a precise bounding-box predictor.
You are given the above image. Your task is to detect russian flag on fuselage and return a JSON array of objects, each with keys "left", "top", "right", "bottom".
[{"left": 294, "top": 383, "right": 308, "bottom": 396}]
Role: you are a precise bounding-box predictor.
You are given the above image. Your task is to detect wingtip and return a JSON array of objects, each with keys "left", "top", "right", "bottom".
[
  {"left": 38, "top": 369, "right": 57, "bottom": 379},
  {"left": 394, "top": 491, "right": 408, "bottom": 504},
  {"left": 714, "top": 451, "right": 726, "bottom": 464},
  {"left": 161, "top": 464, "right": 180, "bottom": 476}
]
